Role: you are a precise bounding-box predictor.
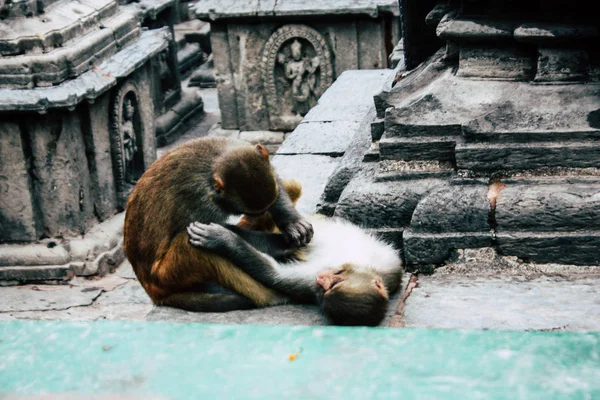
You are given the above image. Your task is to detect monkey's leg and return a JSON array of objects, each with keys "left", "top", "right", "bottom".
[
  {"left": 158, "top": 292, "right": 256, "bottom": 312},
  {"left": 154, "top": 233, "right": 288, "bottom": 308}
]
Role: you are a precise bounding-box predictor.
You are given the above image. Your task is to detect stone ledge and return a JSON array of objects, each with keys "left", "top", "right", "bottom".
[
  {"left": 410, "top": 185, "right": 490, "bottom": 234},
  {"left": 0, "top": 0, "right": 118, "bottom": 56},
  {"left": 379, "top": 136, "right": 457, "bottom": 162},
  {"left": 0, "top": 28, "right": 170, "bottom": 112},
  {"left": 334, "top": 169, "right": 444, "bottom": 229},
  {"left": 495, "top": 183, "right": 600, "bottom": 233},
  {"left": 514, "top": 23, "right": 599, "bottom": 44},
  {"left": 277, "top": 121, "right": 362, "bottom": 156},
  {"left": 403, "top": 230, "right": 494, "bottom": 266},
  {"left": 376, "top": 160, "right": 455, "bottom": 182},
  {"left": 456, "top": 141, "right": 600, "bottom": 171},
  {"left": 496, "top": 231, "right": 600, "bottom": 265},
  {"left": 194, "top": 0, "right": 399, "bottom": 21},
  {"left": 0, "top": 213, "right": 125, "bottom": 283}
]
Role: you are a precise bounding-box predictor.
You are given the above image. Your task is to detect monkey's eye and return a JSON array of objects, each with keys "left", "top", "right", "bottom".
[
  {"left": 334, "top": 269, "right": 344, "bottom": 275},
  {"left": 329, "top": 280, "right": 342, "bottom": 290}
]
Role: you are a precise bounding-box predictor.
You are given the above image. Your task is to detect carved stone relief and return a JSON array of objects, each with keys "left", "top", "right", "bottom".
[
  {"left": 110, "top": 81, "right": 145, "bottom": 207},
  {"left": 261, "top": 24, "right": 333, "bottom": 131}
]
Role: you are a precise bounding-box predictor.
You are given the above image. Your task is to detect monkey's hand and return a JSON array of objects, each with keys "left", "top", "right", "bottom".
[
  {"left": 279, "top": 218, "right": 313, "bottom": 248},
  {"left": 187, "top": 222, "right": 239, "bottom": 254}
]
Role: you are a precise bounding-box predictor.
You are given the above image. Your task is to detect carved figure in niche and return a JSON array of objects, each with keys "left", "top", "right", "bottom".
[
  {"left": 121, "top": 96, "right": 138, "bottom": 184},
  {"left": 277, "top": 39, "right": 320, "bottom": 116}
]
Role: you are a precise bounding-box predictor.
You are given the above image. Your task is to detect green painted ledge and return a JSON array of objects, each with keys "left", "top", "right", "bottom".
[{"left": 0, "top": 321, "right": 599, "bottom": 399}]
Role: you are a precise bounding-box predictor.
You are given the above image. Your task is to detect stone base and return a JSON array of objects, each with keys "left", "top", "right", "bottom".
[
  {"left": 155, "top": 88, "right": 205, "bottom": 146},
  {"left": 0, "top": 213, "right": 126, "bottom": 284}
]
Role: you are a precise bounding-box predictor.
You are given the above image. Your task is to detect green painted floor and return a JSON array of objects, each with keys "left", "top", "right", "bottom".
[{"left": 1, "top": 321, "right": 599, "bottom": 399}]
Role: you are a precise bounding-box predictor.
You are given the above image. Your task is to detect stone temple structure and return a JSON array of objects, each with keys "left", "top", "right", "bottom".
[
  {"left": 0, "top": 0, "right": 190, "bottom": 282},
  {"left": 307, "top": 0, "right": 600, "bottom": 268},
  {"left": 193, "top": 0, "right": 401, "bottom": 132}
]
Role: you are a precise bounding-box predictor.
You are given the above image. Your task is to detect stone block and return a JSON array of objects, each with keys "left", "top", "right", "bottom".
[
  {"left": 455, "top": 141, "right": 600, "bottom": 171},
  {"left": 496, "top": 232, "right": 600, "bottom": 265},
  {"left": 239, "top": 131, "right": 286, "bottom": 145},
  {"left": 83, "top": 94, "right": 119, "bottom": 222},
  {"left": 535, "top": 48, "right": 589, "bottom": 82},
  {"left": 371, "top": 119, "right": 384, "bottom": 141},
  {"left": 357, "top": 19, "right": 386, "bottom": 69},
  {"left": 0, "top": 122, "right": 38, "bottom": 242},
  {"left": 376, "top": 160, "right": 455, "bottom": 182},
  {"left": 334, "top": 167, "right": 444, "bottom": 229},
  {"left": 319, "top": 118, "right": 372, "bottom": 204},
  {"left": 318, "top": 69, "right": 394, "bottom": 107},
  {"left": 206, "top": 23, "right": 239, "bottom": 129},
  {"left": 0, "top": 244, "right": 70, "bottom": 267},
  {"left": 379, "top": 137, "right": 456, "bottom": 162},
  {"left": 404, "top": 230, "right": 493, "bottom": 266},
  {"left": 495, "top": 184, "right": 600, "bottom": 233},
  {"left": 0, "top": 266, "right": 71, "bottom": 283},
  {"left": 302, "top": 104, "right": 375, "bottom": 123},
  {"left": 277, "top": 121, "right": 363, "bottom": 156},
  {"left": 25, "top": 110, "right": 96, "bottom": 238},
  {"left": 457, "top": 45, "right": 536, "bottom": 81},
  {"left": 410, "top": 185, "right": 490, "bottom": 234}
]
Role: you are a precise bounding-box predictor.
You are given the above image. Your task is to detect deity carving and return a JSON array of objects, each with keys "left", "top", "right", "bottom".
[
  {"left": 121, "top": 97, "right": 138, "bottom": 184},
  {"left": 110, "top": 81, "right": 145, "bottom": 206},
  {"left": 262, "top": 25, "right": 333, "bottom": 131},
  {"left": 277, "top": 39, "right": 321, "bottom": 117}
]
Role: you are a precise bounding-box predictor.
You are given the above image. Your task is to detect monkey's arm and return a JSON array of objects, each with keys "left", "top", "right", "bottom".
[
  {"left": 187, "top": 222, "right": 317, "bottom": 303},
  {"left": 269, "top": 178, "right": 314, "bottom": 247},
  {"left": 223, "top": 224, "right": 293, "bottom": 260}
]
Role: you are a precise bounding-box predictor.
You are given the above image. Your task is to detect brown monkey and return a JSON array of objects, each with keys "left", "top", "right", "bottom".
[
  {"left": 124, "top": 137, "right": 312, "bottom": 311},
  {"left": 188, "top": 183, "right": 403, "bottom": 326}
]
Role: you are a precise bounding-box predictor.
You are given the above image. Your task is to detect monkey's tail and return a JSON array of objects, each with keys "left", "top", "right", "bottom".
[{"left": 282, "top": 179, "right": 302, "bottom": 205}]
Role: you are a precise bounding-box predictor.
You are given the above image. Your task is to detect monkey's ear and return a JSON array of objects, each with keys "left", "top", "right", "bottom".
[
  {"left": 212, "top": 173, "right": 225, "bottom": 194},
  {"left": 374, "top": 278, "right": 387, "bottom": 298},
  {"left": 255, "top": 144, "right": 269, "bottom": 160}
]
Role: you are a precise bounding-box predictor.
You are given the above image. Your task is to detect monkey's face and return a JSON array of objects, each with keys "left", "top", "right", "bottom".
[
  {"left": 213, "top": 147, "right": 279, "bottom": 215},
  {"left": 317, "top": 264, "right": 389, "bottom": 326}
]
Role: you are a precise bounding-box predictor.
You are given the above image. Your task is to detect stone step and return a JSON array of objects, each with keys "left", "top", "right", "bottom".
[
  {"left": 497, "top": 231, "right": 600, "bottom": 265},
  {"left": 384, "top": 122, "right": 462, "bottom": 138},
  {"left": 404, "top": 231, "right": 493, "bottom": 266},
  {"left": 495, "top": 183, "right": 600, "bottom": 233},
  {"left": 376, "top": 160, "right": 455, "bottom": 181},
  {"left": 334, "top": 170, "right": 445, "bottom": 229},
  {"left": 379, "top": 136, "right": 456, "bottom": 162},
  {"left": 0, "top": 265, "right": 71, "bottom": 282},
  {"left": 463, "top": 128, "right": 600, "bottom": 143},
  {"left": 456, "top": 141, "right": 600, "bottom": 171}
]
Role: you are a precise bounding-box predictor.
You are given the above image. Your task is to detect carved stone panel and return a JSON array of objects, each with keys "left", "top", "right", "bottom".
[
  {"left": 110, "top": 81, "right": 146, "bottom": 207},
  {"left": 261, "top": 24, "right": 334, "bottom": 131}
]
